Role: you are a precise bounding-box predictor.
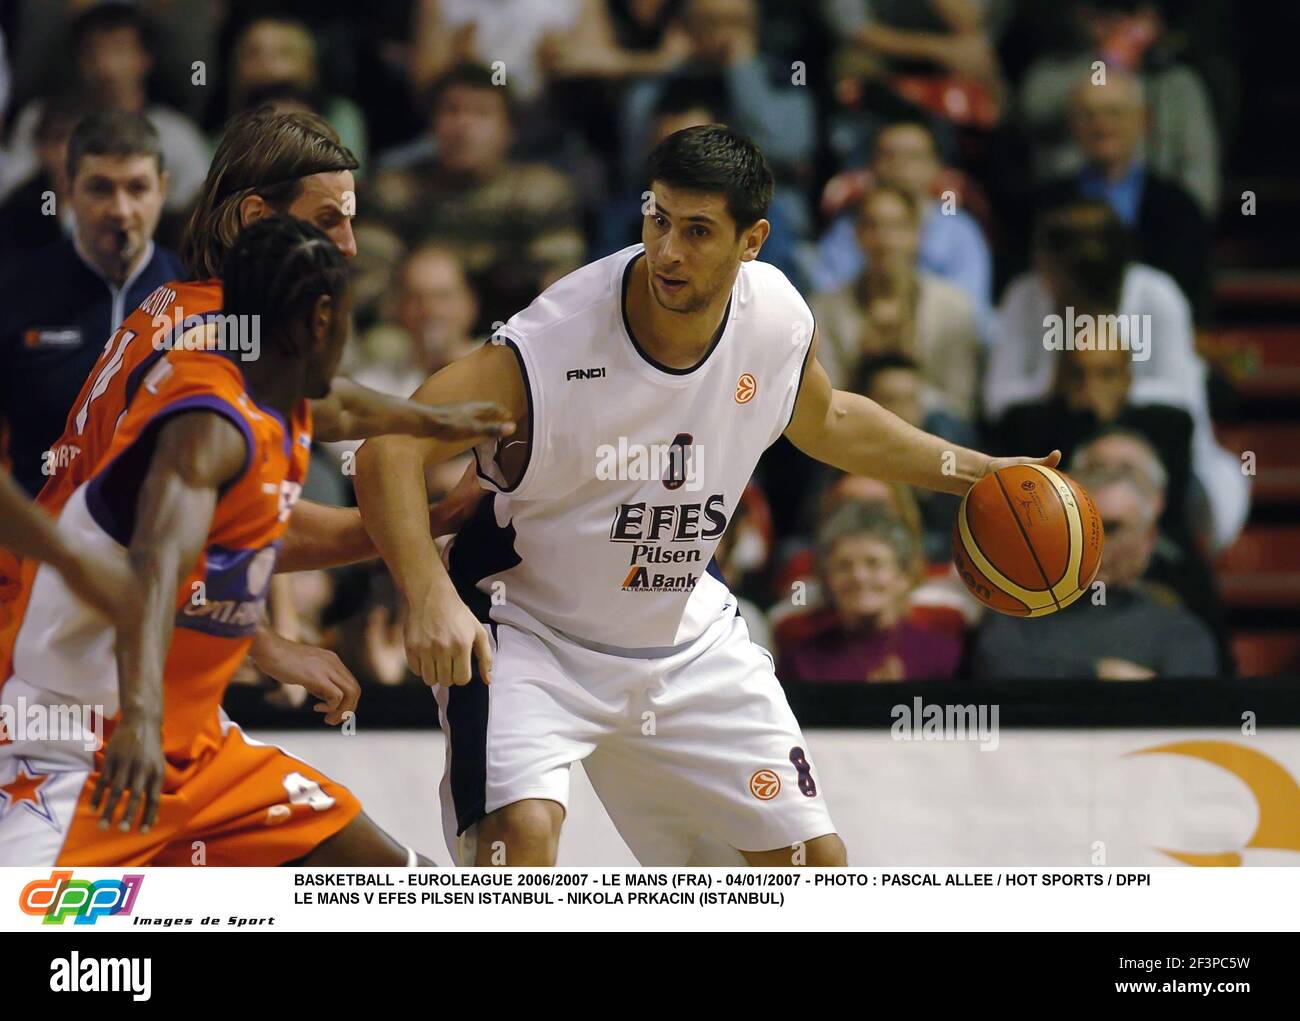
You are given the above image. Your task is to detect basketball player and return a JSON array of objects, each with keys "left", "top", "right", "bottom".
[
  {"left": 0, "top": 218, "right": 435, "bottom": 866},
  {"left": 356, "top": 126, "right": 1060, "bottom": 866},
  {"left": 0, "top": 106, "right": 511, "bottom": 707}
]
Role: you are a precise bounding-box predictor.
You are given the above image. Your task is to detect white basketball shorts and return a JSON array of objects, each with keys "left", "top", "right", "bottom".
[{"left": 433, "top": 603, "right": 837, "bottom": 866}]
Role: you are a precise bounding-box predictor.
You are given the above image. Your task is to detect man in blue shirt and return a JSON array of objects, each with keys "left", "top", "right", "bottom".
[
  {"left": 0, "top": 110, "right": 183, "bottom": 494},
  {"left": 810, "top": 119, "right": 992, "bottom": 341}
]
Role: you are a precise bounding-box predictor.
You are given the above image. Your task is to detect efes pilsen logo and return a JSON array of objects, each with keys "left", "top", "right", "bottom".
[{"left": 19, "top": 870, "right": 144, "bottom": 925}]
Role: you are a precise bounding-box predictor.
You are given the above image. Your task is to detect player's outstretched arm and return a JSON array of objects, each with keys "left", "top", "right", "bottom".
[
  {"left": 94, "top": 411, "right": 245, "bottom": 835},
  {"left": 274, "top": 483, "right": 484, "bottom": 577},
  {"left": 784, "top": 329, "right": 1059, "bottom": 496},
  {"left": 0, "top": 471, "right": 131, "bottom": 623},
  {"left": 310, "top": 377, "right": 515, "bottom": 444},
  {"left": 355, "top": 342, "right": 527, "bottom": 687}
]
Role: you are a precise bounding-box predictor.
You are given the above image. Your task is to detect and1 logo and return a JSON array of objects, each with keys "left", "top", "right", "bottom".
[{"left": 19, "top": 871, "right": 144, "bottom": 925}]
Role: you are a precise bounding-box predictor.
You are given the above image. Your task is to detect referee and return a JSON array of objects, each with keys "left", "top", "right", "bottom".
[{"left": 0, "top": 110, "right": 183, "bottom": 495}]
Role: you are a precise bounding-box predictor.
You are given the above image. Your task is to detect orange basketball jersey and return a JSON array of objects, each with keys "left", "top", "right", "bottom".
[
  {"left": 5, "top": 348, "right": 311, "bottom": 768},
  {"left": 0, "top": 280, "right": 222, "bottom": 678}
]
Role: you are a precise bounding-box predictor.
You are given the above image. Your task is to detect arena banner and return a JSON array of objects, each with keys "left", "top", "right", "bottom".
[{"left": 241, "top": 726, "right": 1300, "bottom": 868}]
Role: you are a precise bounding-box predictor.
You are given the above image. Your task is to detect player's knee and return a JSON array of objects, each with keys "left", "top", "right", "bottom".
[
  {"left": 477, "top": 800, "right": 562, "bottom": 866},
  {"left": 805, "top": 833, "right": 847, "bottom": 867}
]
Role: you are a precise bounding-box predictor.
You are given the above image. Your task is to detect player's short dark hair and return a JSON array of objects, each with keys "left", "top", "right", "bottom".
[
  {"left": 422, "top": 62, "right": 512, "bottom": 121},
  {"left": 1034, "top": 200, "right": 1132, "bottom": 312},
  {"left": 182, "top": 107, "right": 358, "bottom": 279},
  {"left": 647, "top": 124, "right": 774, "bottom": 232},
  {"left": 854, "top": 353, "right": 922, "bottom": 396},
  {"left": 66, "top": 110, "right": 165, "bottom": 182},
  {"left": 70, "top": 1, "right": 153, "bottom": 55},
  {"left": 222, "top": 216, "right": 349, "bottom": 356}
]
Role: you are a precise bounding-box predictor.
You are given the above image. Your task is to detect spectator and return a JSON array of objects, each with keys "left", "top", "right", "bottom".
[
  {"left": 989, "top": 345, "right": 1194, "bottom": 545},
  {"left": 1027, "top": 70, "right": 1209, "bottom": 317},
  {"left": 350, "top": 246, "right": 483, "bottom": 399},
  {"left": 223, "top": 16, "right": 369, "bottom": 172},
  {"left": 544, "top": 0, "right": 690, "bottom": 78},
  {"left": 972, "top": 466, "right": 1219, "bottom": 679},
  {"left": 0, "top": 94, "right": 90, "bottom": 262},
  {"left": 366, "top": 63, "right": 585, "bottom": 331},
  {"left": 1018, "top": 0, "right": 1221, "bottom": 215},
  {"left": 1070, "top": 428, "right": 1233, "bottom": 674},
  {"left": 821, "top": 0, "right": 1011, "bottom": 153},
  {"left": 619, "top": 0, "right": 816, "bottom": 190},
  {"left": 985, "top": 200, "right": 1248, "bottom": 549},
  {"left": 779, "top": 501, "right": 962, "bottom": 683},
  {"left": 811, "top": 185, "right": 981, "bottom": 417},
  {"left": 810, "top": 119, "right": 992, "bottom": 336},
  {"left": 408, "top": 0, "right": 583, "bottom": 105},
  {"left": 856, "top": 353, "right": 976, "bottom": 564},
  {"left": 0, "top": 111, "right": 183, "bottom": 496},
  {"left": 1, "top": 4, "right": 209, "bottom": 214}
]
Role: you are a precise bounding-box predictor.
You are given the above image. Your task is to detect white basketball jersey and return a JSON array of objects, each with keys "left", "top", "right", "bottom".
[{"left": 452, "top": 245, "right": 815, "bottom": 651}]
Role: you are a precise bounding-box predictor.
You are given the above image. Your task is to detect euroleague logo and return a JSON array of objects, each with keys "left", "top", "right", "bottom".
[
  {"left": 734, "top": 372, "right": 757, "bottom": 404},
  {"left": 749, "top": 768, "right": 781, "bottom": 801}
]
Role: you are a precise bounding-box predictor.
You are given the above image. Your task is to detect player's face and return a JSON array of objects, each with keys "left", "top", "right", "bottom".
[
  {"left": 70, "top": 154, "right": 168, "bottom": 273},
  {"left": 304, "top": 289, "right": 352, "bottom": 400},
  {"left": 643, "top": 182, "right": 765, "bottom": 315},
  {"left": 283, "top": 171, "right": 358, "bottom": 259},
  {"left": 823, "top": 534, "right": 912, "bottom": 628}
]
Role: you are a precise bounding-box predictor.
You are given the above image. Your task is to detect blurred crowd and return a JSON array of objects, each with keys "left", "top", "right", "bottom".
[{"left": 0, "top": 0, "right": 1249, "bottom": 705}]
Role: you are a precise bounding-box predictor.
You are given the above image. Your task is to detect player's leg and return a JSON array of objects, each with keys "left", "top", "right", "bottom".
[
  {"left": 589, "top": 611, "right": 845, "bottom": 866},
  {"left": 290, "top": 810, "right": 433, "bottom": 866},
  {"left": 434, "top": 622, "right": 611, "bottom": 866},
  {"left": 1, "top": 677, "right": 176, "bottom": 867},
  {"left": 148, "top": 719, "right": 418, "bottom": 866},
  {"left": 472, "top": 798, "right": 564, "bottom": 866}
]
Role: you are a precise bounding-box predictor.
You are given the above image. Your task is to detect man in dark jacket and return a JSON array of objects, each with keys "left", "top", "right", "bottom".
[{"left": 0, "top": 110, "right": 182, "bottom": 495}]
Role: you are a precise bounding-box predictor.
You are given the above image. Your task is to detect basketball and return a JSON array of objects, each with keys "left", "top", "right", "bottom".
[{"left": 952, "top": 465, "right": 1105, "bottom": 617}]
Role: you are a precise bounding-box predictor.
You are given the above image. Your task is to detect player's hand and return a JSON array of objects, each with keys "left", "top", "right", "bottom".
[
  {"left": 92, "top": 712, "right": 164, "bottom": 834},
  {"left": 405, "top": 586, "right": 492, "bottom": 687},
  {"left": 251, "top": 631, "right": 360, "bottom": 726},
  {"left": 982, "top": 450, "right": 1062, "bottom": 478},
  {"left": 413, "top": 401, "right": 515, "bottom": 444}
]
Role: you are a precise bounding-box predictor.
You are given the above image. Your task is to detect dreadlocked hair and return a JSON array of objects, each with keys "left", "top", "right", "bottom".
[{"left": 221, "top": 216, "right": 348, "bottom": 357}]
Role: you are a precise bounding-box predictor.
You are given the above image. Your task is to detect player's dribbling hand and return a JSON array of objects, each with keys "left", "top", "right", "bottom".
[
  {"left": 405, "top": 587, "right": 492, "bottom": 687},
  {"left": 92, "top": 712, "right": 164, "bottom": 834},
  {"left": 416, "top": 401, "right": 516, "bottom": 443},
  {"left": 982, "top": 449, "right": 1062, "bottom": 478}
]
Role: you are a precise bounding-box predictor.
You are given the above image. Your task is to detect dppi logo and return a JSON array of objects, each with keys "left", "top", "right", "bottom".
[{"left": 19, "top": 871, "right": 144, "bottom": 925}]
